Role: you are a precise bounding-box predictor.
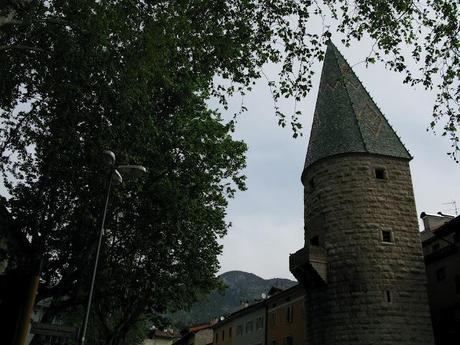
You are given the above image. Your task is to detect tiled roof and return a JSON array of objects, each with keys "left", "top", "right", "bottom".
[
  {"left": 212, "top": 299, "right": 266, "bottom": 328},
  {"left": 153, "top": 330, "right": 180, "bottom": 339},
  {"left": 432, "top": 215, "right": 460, "bottom": 236},
  {"left": 304, "top": 41, "right": 412, "bottom": 170}
]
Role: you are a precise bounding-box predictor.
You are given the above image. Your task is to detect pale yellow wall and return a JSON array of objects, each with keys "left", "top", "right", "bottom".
[
  {"left": 193, "top": 328, "right": 213, "bottom": 345},
  {"left": 144, "top": 337, "right": 177, "bottom": 345}
]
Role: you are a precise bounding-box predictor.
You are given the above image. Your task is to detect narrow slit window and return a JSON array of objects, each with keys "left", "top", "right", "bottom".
[
  {"left": 308, "top": 177, "right": 315, "bottom": 190},
  {"left": 375, "top": 168, "right": 386, "bottom": 180},
  {"left": 436, "top": 267, "right": 446, "bottom": 281},
  {"left": 286, "top": 305, "right": 294, "bottom": 323},
  {"left": 385, "top": 290, "right": 392, "bottom": 303}
]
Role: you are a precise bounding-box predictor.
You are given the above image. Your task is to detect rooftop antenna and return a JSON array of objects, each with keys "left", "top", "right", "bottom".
[{"left": 442, "top": 201, "right": 458, "bottom": 215}]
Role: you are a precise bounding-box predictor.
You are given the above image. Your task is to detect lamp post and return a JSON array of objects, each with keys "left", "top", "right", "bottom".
[{"left": 79, "top": 151, "right": 146, "bottom": 345}]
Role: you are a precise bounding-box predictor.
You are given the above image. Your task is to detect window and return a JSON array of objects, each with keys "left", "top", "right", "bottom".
[
  {"left": 229, "top": 327, "right": 232, "bottom": 338},
  {"left": 437, "top": 267, "right": 446, "bottom": 281},
  {"left": 270, "top": 312, "right": 276, "bottom": 327},
  {"left": 215, "top": 334, "right": 218, "bottom": 344},
  {"left": 455, "top": 275, "right": 460, "bottom": 294},
  {"left": 256, "top": 316, "right": 264, "bottom": 330},
  {"left": 271, "top": 339, "right": 277, "bottom": 345},
  {"left": 308, "top": 177, "right": 315, "bottom": 190},
  {"left": 246, "top": 321, "right": 253, "bottom": 333},
  {"left": 283, "top": 336, "right": 293, "bottom": 345},
  {"left": 385, "top": 290, "right": 392, "bottom": 303},
  {"left": 375, "top": 168, "right": 386, "bottom": 180},
  {"left": 286, "top": 305, "right": 294, "bottom": 323},
  {"left": 381, "top": 229, "right": 393, "bottom": 243},
  {"left": 236, "top": 325, "right": 243, "bottom": 336},
  {"left": 310, "top": 235, "right": 319, "bottom": 246},
  {"left": 432, "top": 243, "right": 440, "bottom": 252},
  {"left": 222, "top": 330, "right": 225, "bottom": 341}
]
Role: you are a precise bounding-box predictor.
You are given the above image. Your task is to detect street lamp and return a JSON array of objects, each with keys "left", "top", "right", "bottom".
[{"left": 79, "top": 150, "right": 146, "bottom": 345}]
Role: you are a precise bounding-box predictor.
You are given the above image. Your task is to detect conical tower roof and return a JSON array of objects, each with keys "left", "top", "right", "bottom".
[{"left": 304, "top": 41, "right": 411, "bottom": 171}]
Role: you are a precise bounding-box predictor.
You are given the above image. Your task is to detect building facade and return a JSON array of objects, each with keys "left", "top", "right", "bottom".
[
  {"left": 421, "top": 213, "right": 460, "bottom": 345},
  {"left": 214, "top": 300, "right": 266, "bottom": 345},
  {"left": 212, "top": 286, "right": 307, "bottom": 345},
  {"left": 213, "top": 317, "right": 234, "bottom": 345},
  {"left": 266, "top": 285, "right": 305, "bottom": 345},
  {"left": 174, "top": 323, "right": 214, "bottom": 345},
  {"left": 144, "top": 329, "right": 180, "bottom": 345},
  {"left": 290, "top": 41, "right": 434, "bottom": 345}
]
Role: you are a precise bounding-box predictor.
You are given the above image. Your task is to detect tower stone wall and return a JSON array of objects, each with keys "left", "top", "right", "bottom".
[
  {"left": 302, "top": 153, "right": 434, "bottom": 344},
  {"left": 289, "top": 41, "right": 435, "bottom": 345}
]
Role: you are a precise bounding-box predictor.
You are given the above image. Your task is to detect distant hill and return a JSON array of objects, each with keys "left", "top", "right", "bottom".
[{"left": 170, "top": 271, "right": 296, "bottom": 327}]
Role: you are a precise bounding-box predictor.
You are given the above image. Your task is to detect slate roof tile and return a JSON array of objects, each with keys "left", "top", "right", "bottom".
[{"left": 304, "top": 41, "right": 412, "bottom": 170}]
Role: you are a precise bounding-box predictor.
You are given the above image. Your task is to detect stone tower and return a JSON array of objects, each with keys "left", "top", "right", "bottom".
[{"left": 289, "top": 42, "right": 434, "bottom": 345}]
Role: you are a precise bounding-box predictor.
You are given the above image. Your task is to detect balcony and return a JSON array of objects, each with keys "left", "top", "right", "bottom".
[{"left": 289, "top": 246, "right": 327, "bottom": 286}]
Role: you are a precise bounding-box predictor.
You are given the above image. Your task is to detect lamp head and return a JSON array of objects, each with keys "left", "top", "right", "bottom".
[
  {"left": 116, "top": 165, "right": 147, "bottom": 177},
  {"left": 112, "top": 169, "right": 123, "bottom": 185},
  {"left": 102, "top": 150, "right": 116, "bottom": 167}
]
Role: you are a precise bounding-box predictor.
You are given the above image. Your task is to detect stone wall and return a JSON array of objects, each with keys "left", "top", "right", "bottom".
[{"left": 302, "top": 153, "right": 434, "bottom": 345}]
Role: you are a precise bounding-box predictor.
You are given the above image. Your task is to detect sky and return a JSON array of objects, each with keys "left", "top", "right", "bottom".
[
  {"left": 216, "top": 39, "right": 460, "bottom": 281},
  {"left": 1, "top": 23, "right": 458, "bottom": 284}
]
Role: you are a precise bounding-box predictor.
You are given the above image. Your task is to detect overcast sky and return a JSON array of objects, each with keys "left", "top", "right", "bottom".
[
  {"left": 216, "top": 39, "right": 460, "bottom": 281},
  {"left": 2, "top": 30, "right": 458, "bottom": 284}
]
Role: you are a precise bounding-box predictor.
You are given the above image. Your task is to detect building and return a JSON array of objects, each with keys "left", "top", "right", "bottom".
[
  {"left": 0, "top": 204, "right": 11, "bottom": 273},
  {"left": 174, "top": 323, "right": 214, "bottom": 345},
  {"left": 266, "top": 285, "right": 305, "bottom": 345},
  {"left": 213, "top": 315, "right": 234, "bottom": 345},
  {"left": 421, "top": 213, "right": 460, "bottom": 345},
  {"left": 289, "top": 41, "right": 434, "bottom": 344},
  {"left": 144, "top": 329, "right": 180, "bottom": 345},
  {"left": 211, "top": 285, "right": 307, "bottom": 345},
  {"left": 213, "top": 300, "right": 266, "bottom": 345},
  {"left": 0, "top": 202, "right": 36, "bottom": 344}
]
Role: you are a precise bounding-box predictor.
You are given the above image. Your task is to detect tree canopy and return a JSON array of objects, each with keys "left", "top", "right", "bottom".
[{"left": 0, "top": 0, "right": 459, "bottom": 344}]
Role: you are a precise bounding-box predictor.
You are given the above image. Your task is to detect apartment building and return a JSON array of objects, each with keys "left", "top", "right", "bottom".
[
  {"left": 266, "top": 285, "right": 305, "bottom": 345},
  {"left": 214, "top": 300, "right": 265, "bottom": 345},
  {"left": 421, "top": 213, "right": 460, "bottom": 345},
  {"left": 213, "top": 286, "right": 305, "bottom": 345}
]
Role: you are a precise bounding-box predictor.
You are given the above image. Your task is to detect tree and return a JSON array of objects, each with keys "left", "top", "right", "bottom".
[
  {"left": 0, "top": 1, "right": 249, "bottom": 344},
  {"left": 0, "top": 0, "right": 459, "bottom": 343},
  {"left": 2, "top": 1, "right": 458, "bottom": 155}
]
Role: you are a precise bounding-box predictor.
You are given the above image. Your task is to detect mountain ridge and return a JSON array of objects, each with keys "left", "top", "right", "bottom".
[{"left": 171, "top": 270, "right": 296, "bottom": 327}]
